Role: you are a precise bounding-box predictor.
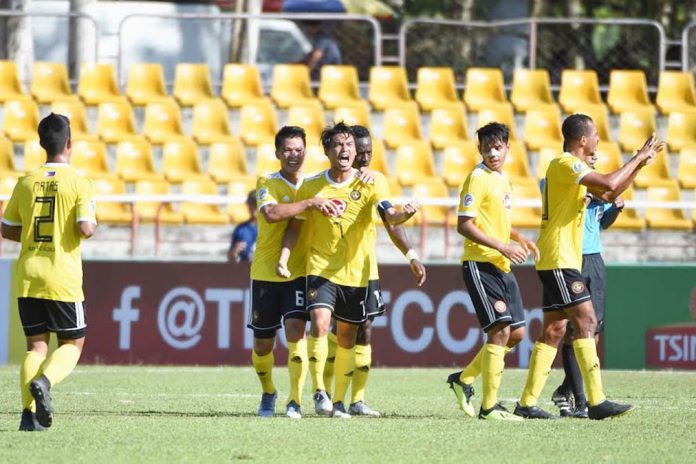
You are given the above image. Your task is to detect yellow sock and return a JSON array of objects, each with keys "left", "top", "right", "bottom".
[
  {"left": 460, "top": 346, "right": 484, "bottom": 384},
  {"left": 20, "top": 351, "right": 46, "bottom": 412},
  {"left": 351, "top": 344, "right": 371, "bottom": 404},
  {"left": 252, "top": 350, "right": 275, "bottom": 394},
  {"left": 287, "top": 339, "right": 308, "bottom": 406},
  {"left": 42, "top": 344, "right": 81, "bottom": 386},
  {"left": 332, "top": 345, "right": 355, "bottom": 404},
  {"left": 307, "top": 335, "right": 328, "bottom": 392},
  {"left": 323, "top": 332, "right": 337, "bottom": 396},
  {"left": 519, "top": 342, "right": 557, "bottom": 407},
  {"left": 481, "top": 344, "right": 506, "bottom": 410},
  {"left": 573, "top": 338, "right": 606, "bottom": 406}
]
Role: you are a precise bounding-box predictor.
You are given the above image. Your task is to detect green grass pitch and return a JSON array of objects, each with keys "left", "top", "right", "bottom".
[{"left": 1, "top": 366, "right": 694, "bottom": 463}]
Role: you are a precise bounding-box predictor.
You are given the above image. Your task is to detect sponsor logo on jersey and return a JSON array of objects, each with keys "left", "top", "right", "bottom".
[
  {"left": 572, "top": 162, "right": 585, "bottom": 173},
  {"left": 330, "top": 198, "right": 347, "bottom": 217},
  {"left": 503, "top": 192, "right": 512, "bottom": 210},
  {"left": 463, "top": 193, "right": 474, "bottom": 207}
]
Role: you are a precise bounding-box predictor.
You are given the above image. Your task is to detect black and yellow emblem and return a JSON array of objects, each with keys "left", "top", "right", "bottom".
[
  {"left": 571, "top": 281, "right": 585, "bottom": 294},
  {"left": 308, "top": 288, "right": 318, "bottom": 300},
  {"left": 252, "top": 310, "right": 260, "bottom": 322},
  {"left": 350, "top": 189, "right": 361, "bottom": 201}
]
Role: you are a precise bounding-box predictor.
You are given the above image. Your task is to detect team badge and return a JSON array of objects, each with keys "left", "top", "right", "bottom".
[
  {"left": 350, "top": 189, "right": 361, "bottom": 201},
  {"left": 494, "top": 301, "right": 507, "bottom": 313},
  {"left": 330, "top": 198, "right": 347, "bottom": 217},
  {"left": 252, "top": 310, "right": 260, "bottom": 322},
  {"left": 571, "top": 281, "right": 585, "bottom": 294},
  {"left": 308, "top": 288, "right": 318, "bottom": 301},
  {"left": 258, "top": 188, "right": 268, "bottom": 201},
  {"left": 463, "top": 193, "right": 475, "bottom": 207},
  {"left": 503, "top": 192, "right": 512, "bottom": 210},
  {"left": 572, "top": 161, "right": 585, "bottom": 173}
]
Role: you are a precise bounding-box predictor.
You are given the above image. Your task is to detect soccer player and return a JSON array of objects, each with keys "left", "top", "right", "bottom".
[
  {"left": 445, "top": 122, "right": 539, "bottom": 421},
  {"left": 247, "top": 126, "right": 338, "bottom": 419},
  {"left": 277, "top": 122, "right": 419, "bottom": 418},
  {"left": 1, "top": 113, "right": 97, "bottom": 431},
  {"left": 322, "top": 125, "right": 427, "bottom": 417},
  {"left": 513, "top": 114, "right": 663, "bottom": 420},
  {"left": 228, "top": 190, "right": 258, "bottom": 263}
]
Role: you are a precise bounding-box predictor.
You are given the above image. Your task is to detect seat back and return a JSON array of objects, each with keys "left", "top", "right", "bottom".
[
  {"left": 191, "top": 98, "right": 234, "bottom": 144},
  {"left": 270, "top": 64, "right": 315, "bottom": 108},
  {"left": 143, "top": 100, "right": 186, "bottom": 144},
  {"left": 656, "top": 71, "right": 696, "bottom": 115},
  {"left": 239, "top": 100, "right": 277, "bottom": 147},
  {"left": 31, "top": 61, "right": 73, "bottom": 103},
  {"left": 3, "top": 100, "right": 40, "bottom": 142},
  {"left": 115, "top": 140, "right": 160, "bottom": 181},
  {"left": 318, "top": 65, "right": 361, "bottom": 109},
  {"left": 510, "top": 68, "right": 554, "bottom": 112},
  {"left": 221, "top": 63, "right": 264, "bottom": 107},
  {"left": 71, "top": 140, "right": 112, "bottom": 178},
  {"left": 52, "top": 100, "right": 94, "bottom": 139},
  {"left": 208, "top": 139, "right": 248, "bottom": 183},
  {"left": 333, "top": 101, "right": 371, "bottom": 128},
  {"left": 441, "top": 140, "right": 478, "bottom": 188},
  {"left": 463, "top": 68, "right": 507, "bottom": 111},
  {"left": 394, "top": 140, "right": 436, "bottom": 186},
  {"left": 476, "top": 104, "right": 516, "bottom": 139},
  {"left": 0, "top": 60, "right": 26, "bottom": 101},
  {"left": 162, "top": 139, "right": 204, "bottom": 182},
  {"left": 382, "top": 104, "right": 422, "bottom": 149},
  {"left": 558, "top": 70, "right": 602, "bottom": 113},
  {"left": 429, "top": 105, "right": 469, "bottom": 150},
  {"left": 78, "top": 63, "right": 122, "bottom": 105},
  {"left": 97, "top": 101, "right": 140, "bottom": 142},
  {"left": 618, "top": 109, "right": 656, "bottom": 152},
  {"left": 607, "top": 70, "right": 654, "bottom": 113},
  {"left": 368, "top": 66, "right": 411, "bottom": 110},
  {"left": 173, "top": 63, "right": 214, "bottom": 106},
  {"left": 415, "top": 67, "right": 459, "bottom": 111},
  {"left": 666, "top": 111, "right": 696, "bottom": 152},
  {"left": 126, "top": 63, "right": 169, "bottom": 106},
  {"left": 524, "top": 107, "right": 563, "bottom": 150}
]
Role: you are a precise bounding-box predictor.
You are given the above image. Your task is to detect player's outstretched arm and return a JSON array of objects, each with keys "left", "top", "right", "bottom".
[
  {"left": 600, "top": 197, "right": 624, "bottom": 230},
  {"left": 458, "top": 216, "right": 528, "bottom": 265},
  {"left": 381, "top": 199, "right": 420, "bottom": 225},
  {"left": 384, "top": 221, "right": 426, "bottom": 287},
  {"left": 276, "top": 218, "right": 302, "bottom": 278},
  {"left": 0, "top": 223, "right": 21, "bottom": 242},
  {"left": 263, "top": 198, "right": 338, "bottom": 224}
]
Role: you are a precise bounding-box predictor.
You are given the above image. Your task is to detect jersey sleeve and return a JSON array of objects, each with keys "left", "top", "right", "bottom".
[
  {"left": 1, "top": 182, "right": 22, "bottom": 226},
  {"left": 557, "top": 156, "right": 592, "bottom": 184},
  {"left": 256, "top": 177, "right": 278, "bottom": 211},
  {"left": 76, "top": 178, "right": 97, "bottom": 224},
  {"left": 457, "top": 170, "right": 486, "bottom": 217}
]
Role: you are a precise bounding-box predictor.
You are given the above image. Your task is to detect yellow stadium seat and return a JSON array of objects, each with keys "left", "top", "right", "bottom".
[
  {"left": 3, "top": 100, "right": 40, "bottom": 143},
  {"left": 239, "top": 100, "right": 277, "bottom": 147},
  {"left": 370, "top": 138, "right": 389, "bottom": 176},
  {"left": 412, "top": 178, "right": 452, "bottom": 226},
  {"left": 524, "top": 106, "right": 563, "bottom": 150},
  {"left": 77, "top": 63, "right": 124, "bottom": 105},
  {"left": 181, "top": 179, "right": 228, "bottom": 224},
  {"left": 287, "top": 103, "right": 325, "bottom": 144},
  {"left": 93, "top": 178, "right": 134, "bottom": 224},
  {"left": 31, "top": 62, "right": 77, "bottom": 104},
  {"left": 134, "top": 179, "right": 183, "bottom": 224},
  {"left": 227, "top": 176, "right": 257, "bottom": 223},
  {"left": 618, "top": 110, "right": 656, "bottom": 152},
  {"left": 394, "top": 140, "right": 437, "bottom": 186},
  {"left": 97, "top": 101, "right": 143, "bottom": 144},
  {"left": 208, "top": 139, "right": 248, "bottom": 183},
  {"left": 510, "top": 69, "right": 555, "bottom": 113},
  {"left": 594, "top": 142, "right": 623, "bottom": 174},
  {"left": 270, "top": 64, "right": 317, "bottom": 108},
  {"left": 536, "top": 146, "right": 559, "bottom": 179},
  {"left": 382, "top": 103, "right": 422, "bottom": 149},
  {"left": 143, "top": 100, "right": 187, "bottom": 145},
  {"left": 221, "top": 64, "right": 266, "bottom": 108},
  {"left": 0, "top": 137, "right": 19, "bottom": 176},
  {"left": 23, "top": 140, "right": 45, "bottom": 172},
  {"left": 476, "top": 104, "right": 517, "bottom": 140},
  {"left": 255, "top": 143, "right": 280, "bottom": 177},
  {"left": 429, "top": 105, "right": 469, "bottom": 150},
  {"left": 645, "top": 181, "right": 692, "bottom": 230},
  {"left": 51, "top": 100, "right": 99, "bottom": 141},
  {"left": 574, "top": 104, "right": 613, "bottom": 142},
  {"left": 0, "top": 173, "right": 19, "bottom": 196},
  {"left": 0, "top": 60, "right": 28, "bottom": 102},
  {"left": 511, "top": 179, "right": 542, "bottom": 229},
  {"left": 463, "top": 68, "right": 507, "bottom": 112},
  {"left": 71, "top": 139, "right": 117, "bottom": 179},
  {"left": 677, "top": 147, "right": 696, "bottom": 189},
  {"left": 368, "top": 66, "right": 412, "bottom": 111},
  {"left": 303, "top": 145, "right": 330, "bottom": 175},
  {"left": 610, "top": 186, "right": 644, "bottom": 230},
  {"left": 606, "top": 70, "right": 655, "bottom": 114},
  {"left": 634, "top": 149, "right": 674, "bottom": 188},
  {"left": 666, "top": 111, "right": 696, "bottom": 152},
  {"left": 504, "top": 141, "right": 532, "bottom": 182},
  {"left": 115, "top": 140, "right": 163, "bottom": 182},
  {"left": 415, "top": 67, "right": 460, "bottom": 111},
  {"left": 162, "top": 138, "right": 209, "bottom": 183},
  {"left": 126, "top": 63, "right": 171, "bottom": 106},
  {"left": 558, "top": 70, "right": 602, "bottom": 114},
  {"left": 173, "top": 63, "right": 215, "bottom": 107},
  {"left": 441, "top": 140, "right": 479, "bottom": 188},
  {"left": 656, "top": 71, "right": 696, "bottom": 115},
  {"left": 333, "top": 101, "right": 371, "bottom": 127},
  {"left": 191, "top": 98, "right": 236, "bottom": 144},
  {"left": 318, "top": 65, "right": 362, "bottom": 109}
]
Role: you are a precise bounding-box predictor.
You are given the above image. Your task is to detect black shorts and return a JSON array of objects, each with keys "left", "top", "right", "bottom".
[
  {"left": 306, "top": 275, "right": 368, "bottom": 324},
  {"left": 365, "top": 279, "right": 386, "bottom": 318},
  {"left": 537, "top": 268, "right": 592, "bottom": 311},
  {"left": 461, "top": 261, "right": 525, "bottom": 332},
  {"left": 247, "top": 278, "right": 307, "bottom": 338},
  {"left": 18, "top": 297, "right": 87, "bottom": 339},
  {"left": 581, "top": 253, "right": 606, "bottom": 333}
]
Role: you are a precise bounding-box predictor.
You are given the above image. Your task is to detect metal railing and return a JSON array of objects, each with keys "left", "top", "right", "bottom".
[{"left": 682, "top": 21, "right": 696, "bottom": 74}]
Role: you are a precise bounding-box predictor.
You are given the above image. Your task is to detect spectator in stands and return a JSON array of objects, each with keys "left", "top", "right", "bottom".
[
  {"left": 303, "top": 20, "right": 341, "bottom": 80},
  {"left": 228, "top": 190, "right": 258, "bottom": 263}
]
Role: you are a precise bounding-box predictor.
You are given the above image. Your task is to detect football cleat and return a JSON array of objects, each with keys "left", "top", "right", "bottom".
[
  {"left": 348, "top": 401, "right": 380, "bottom": 417},
  {"left": 30, "top": 376, "right": 54, "bottom": 428},
  {"left": 479, "top": 403, "right": 524, "bottom": 421},
  {"left": 513, "top": 402, "right": 559, "bottom": 420},
  {"left": 18, "top": 409, "right": 46, "bottom": 432},
  {"left": 257, "top": 392, "right": 277, "bottom": 417},
  {"left": 285, "top": 400, "right": 302, "bottom": 419},
  {"left": 330, "top": 402, "right": 351, "bottom": 419},
  {"left": 313, "top": 390, "right": 333, "bottom": 416},
  {"left": 446, "top": 371, "right": 475, "bottom": 417},
  {"left": 588, "top": 400, "right": 634, "bottom": 420}
]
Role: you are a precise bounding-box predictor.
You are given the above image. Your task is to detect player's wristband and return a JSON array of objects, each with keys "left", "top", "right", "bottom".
[{"left": 405, "top": 249, "right": 419, "bottom": 262}]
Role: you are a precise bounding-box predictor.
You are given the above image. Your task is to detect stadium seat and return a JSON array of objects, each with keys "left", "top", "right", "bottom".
[
  {"left": 0, "top": 173, "right": 18, "bottom": 196},
  {"left": 394, "top": 140, "right": 437, "bottom": 186},
  {"left": 665, "top": 111, "right": 696, "bottom": 152},
  {"left": 31, "top": 62, "right": 77, "bottom": 104},
  {"left": 677, "top": 148, "right": 696, "bottom": 189},
  {"left": 181, "top": 179, "right": 228, "bottom": 224},
  {"left": 645, "top": 181, "right": 692, "bottom": 230},
  {"left": 126, "top": 63, "right": 171, "bottom": 106},
  {"left": 441, "top": 140, "right": 479, "bottom": 188},
  {"left": 0, "top": 137, "right": 20, "bottom": 177},
  {"left": 476, "top": 104, "right": 517, "bottom": 140},
  {"left": 227, "top": 176, "right": 257, "bottom": 223},
  {"left": 51, "top": 100, "right": 99, "bottom": 141},
  {"left": 368, "top": 66, "right": 412, "bottom": 110},
  {"left": 239, "top": 100, "right": 277, "bottom": 147},
  {"left": 382, "top": 103, "right": 422, "bottom": 149},
  {"left": 463, "top": 68, "right": 508, "bottom": 112},
  {"left": 510, "top": 69, "right": 555, "bottom": 113},
  {"left": 207, "top": 139, "right": 248, "bottom": 183},
  {"left": 429, "top": 105, "right": 469, "bottom": 150},
  {"left": 634, "top": 149, "right": 674, "bottom": 188},
  {"left": 504, "top": 141, "right": 532, "bottom": 182},
  {"left": 593, "top": 142, "right": 623, "bottom": 174},
  {"left": 303, "top": 145, "right": 331, "bottom": 175},
  {"left": 364, "top": 138, "right": 388, "bottom": 176},
  {"left": 93, "top": 178, "right": 134, "bottom": 224},
  {"left": 610, "top": 186, "right": 644, "bottom": 230},
  {"left": 536, "top": 146, "right": 559, "bottom": 179},
  {"left": 523, "top": 107, "right": 563, "bottom": 150},
  {"left": 115, "top": 140, "right": 163, "bottom": 182},
  {"left": 23, "top": 140, "right": 45, "bottom": 172},
  {"left": 77, "top": 63, "right": 125, "bottom": 105},
  {"left": 411, "top": 178, "right": 452, "bottom": 226},
  {"left": 618, "top": 110, "right": 657, "bottom": 152},
  {"left": 287, "top": 103, "right": 325, "bottom": 145},
  {"left": 333, "top": 101, "right": 371, "bottom": 128},
  {"left": 606, "top": 70, "right": 655, "bottom": 114},
  {"left": 221, "top": 63, "right": 266, "bottom": 108},
  {"left": 656, "top": 71, "right": 696, "bottom": 115},
  {"left": 143, "top": 100, "right": 187, "bottom": 145},
  {"left": 270, "top": 64, "right": 317, "bottom": 108},
  {"left": 318, "top": 65, "right": 363, "bottom": 109},
  {"left": 71, "top": 139, "right": 117, "bottom": 179},
  {"left": 173, "top": 63, "right": 215, "bottom": 107},
  {"left": 574, "top": 104, "right": 613, "bottom": 142},
  {"left": 97, "top": 101, "right": 143, "bottom": 144},
  {"left": 191, "top": 98, "right": 236, "bottom": 144},
  {"left": 0, "top": 60, "right": 28, "bottom": 102},
  {"left": 134, "top": 179, "right": 183, "bottom": 224},
  {"left": 511, "top": 179, "right": 542, "bottom": 229},
  {"left": 161, "top": 139, "right": 207, "bottom": 183},
  {"left": 2, "top": 99, "right": 40, "bottom": 142},
  {"left": 255, "top": 143, "right": 280, "bottom": 176},
  {"left": 415, "top": 67, "right": 460, "bottom": 111},
  {"left": 558, "top": 70, "right": 602, "bottom": 114}
]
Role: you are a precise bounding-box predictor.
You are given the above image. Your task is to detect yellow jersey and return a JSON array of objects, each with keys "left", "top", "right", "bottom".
[
  {"left": 296, "top": 169, "right": 389, "bottom": 287},
  {"left": 536, "top": 152, "right": 593, "bottom": 271},
  {"left": 250, "top": 172, "right": 309, "bottom": 282},
  {"left": 2, "top": 163, "right": 96, "bottom": 301},
  {"left": 458, "top": 163, "right": 513, "bottom": 273}
]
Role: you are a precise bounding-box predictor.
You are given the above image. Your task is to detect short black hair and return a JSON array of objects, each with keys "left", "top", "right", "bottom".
[
  {"left": 321, "top": 121, "right": 354, "bottom": 150},
  {"left": 351, "top": 125, "right": 371, "bottom": 140},
  {"left": 476, "top": 122, "right": 509, "bottom": 146},
  {"left": 246, "top": 190, "right": 256, "bottom": 206},
  {"left": 274, "top": 126, "right": 306, "bottom": 151},
  {"left": 562, "top": 114, "right": 594, "bottom": 143},
  {"left": 38, "top": 113, "right": 71, "bottom": 157}
]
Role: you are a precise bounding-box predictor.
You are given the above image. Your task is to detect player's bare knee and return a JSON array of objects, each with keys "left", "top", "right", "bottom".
[
  {"left": 542, "top": 319, "right": 567, "bottom": 346},
  {"left": 284, "top": 319, "right": 306, "bottom": 343},
  {"left": 336, "top": 323, "right": 359, "bottom": 349},
  {"left": 487, "top": 322, "right": 510, "bottom": 346},
  {"left": 507, "top": 326, "right": 525, "bottom": 347},
  {"left": 355, "top": 320, "right": 372, "bottom": 346},
  {"left": 253, "top": 338, "right": 275, "bottom": 356}
]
